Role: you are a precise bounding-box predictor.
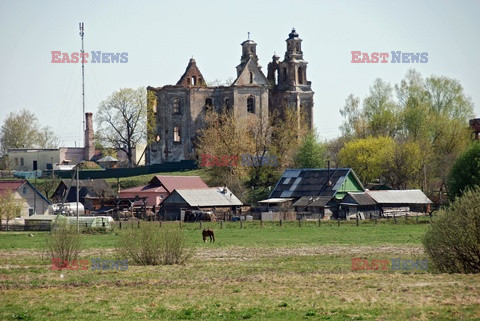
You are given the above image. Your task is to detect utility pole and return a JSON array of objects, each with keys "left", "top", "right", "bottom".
[
  {"left": 76, "top": 165, "right": 80, "bottom": 233},
  {"left": 79, "top": 22, "right": 86, "bottom": 140}
]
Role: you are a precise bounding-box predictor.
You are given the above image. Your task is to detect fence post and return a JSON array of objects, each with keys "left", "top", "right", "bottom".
[
  {"left": 85, "top": 223, "right": 88, "bottom": 228},
  {"left": 416, "top": 214, "right": 418, "bottom": 224},
  {"left": 240, "top": 219, "right": 243, "bottom": 229},
  {"left": 119, "top": 221, "right": 122, "bottom": 230},
  {"left": 159, "top": 221, "right": 162, "bottom": 228},
  {"left": 394, "top": 214, "right": 397, "bottom": 224},
  {"left": 280, "top": 219, "right": 282, "bottom": 227},
  {"left": 337, "top": 217, "right": 340, "bottom": 227},
  {"left": 200, "top": 221, "right": 202, "bottom": 229},
  {"left": 405, "top": 213, "right": 408, "bottom": 221},
  {"left": 220, "top": 220, "right": 223, "bottom": 229},
  {"left": 318, "top": 218, "right": 321, "bottom": 227},
  {"left": 131, "top": 222, "right": 134, "bottom": 229},
  {"left": 298, "top": 219, "right": 301, "bottom": 227},
  {"left": 179, "top": 221, "right": 182, "bottom": 229},
  {"left": 138, "top": 221, "right": 140, "bottom": 229}
]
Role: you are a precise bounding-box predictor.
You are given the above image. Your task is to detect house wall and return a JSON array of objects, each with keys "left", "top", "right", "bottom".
[
  {"left": 60, "top": 148, "right": 85, "bottom": 165},
  {"left": 14, "top": 185, "right": 49, "bottom": 217},
  {"left": 335, "top": 172, "right": 364, "bottom": 199},
  {"left": 119, "top": 191, "right": 168, "bottom": 207},
  {"left": 8, "top": 149, "right": 59, "bottom": 171}
]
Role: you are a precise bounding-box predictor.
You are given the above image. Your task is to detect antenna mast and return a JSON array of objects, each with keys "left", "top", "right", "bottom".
[{"left": 79, "top": 22, "right": 85, "bottom": 144}]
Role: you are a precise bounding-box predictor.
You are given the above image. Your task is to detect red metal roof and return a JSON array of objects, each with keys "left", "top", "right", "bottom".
[
  {"left": 153, "top": 175, "right": 208, "bottom": 193},
  {"left": 0, "top": 180, "right": 26, "bottom": 196},
  {"left": 120, "top": 185, "right": 167, "bottom": 194}
]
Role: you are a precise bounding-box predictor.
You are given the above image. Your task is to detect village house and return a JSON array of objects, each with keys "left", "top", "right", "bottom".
[
  {"left": 51, "top": 179, "right": 116, "bottom": 212},
  {"left": 264, "top": 168, "right": 365, "bottom": 220},
  {"left": 118, "top": 175, "right": 209, "bottom": 210},
  {"left": 161, "top": 187, "right": 243, "bottom": 221},
  {"left": 0, "top": 180, "right": 51, "bottom": 221}
]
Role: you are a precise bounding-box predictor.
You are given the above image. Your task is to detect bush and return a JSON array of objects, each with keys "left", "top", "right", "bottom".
[
  {"left": 422, "top": 186, "right": 480, "bottom": 273},
  {"left": 45, "top": 218, "right": 83, "bottom": 263},
  {"left": 117, "top": 223, "right": 192, "bottom": 265},
  {"left": 447, "top": 142, "right": 480, "bottom": 200}
]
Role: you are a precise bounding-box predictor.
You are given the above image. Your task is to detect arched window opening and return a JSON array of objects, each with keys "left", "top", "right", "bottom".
[
  {"left": 247, "top": 96, "right": 255, "bottom": 114},
  {"left": 205, "top": 98, "right": 213, "bottom": 112},
  {"left": 173, "top": 98, "right": 180, "bottom": 114},
  {"left": 249, "top": 72, "right": 253, "bottom": 84}
]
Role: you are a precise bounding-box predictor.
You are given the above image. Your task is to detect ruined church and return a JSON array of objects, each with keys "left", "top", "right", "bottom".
[{"left": 146, "top": 29, "right": 314, "bottom": 164}]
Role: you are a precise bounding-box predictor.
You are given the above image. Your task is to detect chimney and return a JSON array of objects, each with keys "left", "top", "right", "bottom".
[{"left": 84, "top": 112, "right": 95, "bottom": 161}]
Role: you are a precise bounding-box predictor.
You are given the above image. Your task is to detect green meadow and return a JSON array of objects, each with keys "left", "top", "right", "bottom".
[{"left": 1, "top": 220, "right": 479, "bottom": 320}]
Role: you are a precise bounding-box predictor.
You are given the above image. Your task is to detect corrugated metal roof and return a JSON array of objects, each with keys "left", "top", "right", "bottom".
[
  {"left": 0, "top": 180, "right": 25, "bottom": 195},
  {"left": 367, "top": 190, "right": 432, "bottom": 204},
  {"left": 120, "top": 185, "right": 167, "bottom": 194},
  {"left": 343, "top": 192, "right": 376, "bottom": 206},
  {"left": 153, "top": 175, "right": 208, "bottom": 193},
  {"left": 174, "top": 187, "right": 243, "bottom": 207},
  {"left": 258, "top": 198, "right": 294, "bottom": 204}
]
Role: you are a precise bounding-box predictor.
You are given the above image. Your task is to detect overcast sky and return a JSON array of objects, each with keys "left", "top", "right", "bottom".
[{"left": 1, "top": 0, "right": 479, "bottom": 147}]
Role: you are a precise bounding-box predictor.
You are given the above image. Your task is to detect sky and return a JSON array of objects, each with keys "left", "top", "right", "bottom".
[{"left": 0, "top": 0, "right": 479, "bottom": 147}]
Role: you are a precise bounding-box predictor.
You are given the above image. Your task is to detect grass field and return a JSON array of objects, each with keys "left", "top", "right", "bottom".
[{"left": 1, "top": 220, "right": 479, "bottom": 320}]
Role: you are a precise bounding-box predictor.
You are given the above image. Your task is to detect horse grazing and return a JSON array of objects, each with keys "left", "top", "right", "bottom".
[{"left": 202, "top": 229, "right": 215, "bottom": 242}]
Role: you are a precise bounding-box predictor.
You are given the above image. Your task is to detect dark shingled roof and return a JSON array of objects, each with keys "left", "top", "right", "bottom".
[
  {"left": 269, "top": 168, "right": 363, "bottom": 199},
  {"left": 293, "top": 196, "right": 335, "bottom": 207}
]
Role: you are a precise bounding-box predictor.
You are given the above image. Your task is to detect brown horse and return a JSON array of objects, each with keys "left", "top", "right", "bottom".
[{"left": 202, "top": 229, "right": 215, "bottom": 242}]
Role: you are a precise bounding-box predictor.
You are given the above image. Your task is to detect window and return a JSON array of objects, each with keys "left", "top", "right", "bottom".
[
  {"left": 173, "top": 126, "right": 181, "bottom": 143},
  {"left": 283, "top": 68, "right": 287, "bottom": 81},
  {"left": 23, "top": 187, "right": 27, "bottom": 195},
  {"left": 298, "top": 67, "right": 304, "bottom": 84},
  {"left": 192, "top": 76, "right": 197, "bottom": 86},
  {"left": 247, "top": 96, "right": 255, "bottom": 114},
  {"left": 15, "top": 158, "right": 18, "bottom": 166},
  {"left": 173, "top": 98, "right": 180, "bottom": 114},
  {"left": 29, "top": 208, "right": 34, "bottom": 216},
  {"left": 249, "top": 72, "right": 253, "bottom": 84},
  {"left": 20, "top": 158, "right": 24, "bottom": 166},
  {"left": 205, "top": 98, "right": 213, "bottom": 112}
]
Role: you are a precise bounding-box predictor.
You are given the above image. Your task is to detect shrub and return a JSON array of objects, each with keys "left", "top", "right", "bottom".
[
  {"left": 45, "top": 218, "right": 83, "bottom": 263},
  {"left": 422, "top": 186, "right": 480, "bottom": 273},
  {"left": 117, "top": 223, "right": 192, "bottom": 265},
  {"left": 447, "top": 141, "right": 480, "bottom": 200}
]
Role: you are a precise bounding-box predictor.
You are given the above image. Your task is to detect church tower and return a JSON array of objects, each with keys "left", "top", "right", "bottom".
[{"left": 268, "top": 29, "right": 314, "bottom": 129}]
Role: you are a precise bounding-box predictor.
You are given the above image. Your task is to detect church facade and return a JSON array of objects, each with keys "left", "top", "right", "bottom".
[{"left": 146, "top": 29, "right": 314, "bottom": 164}]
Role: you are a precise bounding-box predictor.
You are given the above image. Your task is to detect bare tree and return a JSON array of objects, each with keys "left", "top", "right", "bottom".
[{"left": 96, "top": 87, "right": 147, "bottom": 167}]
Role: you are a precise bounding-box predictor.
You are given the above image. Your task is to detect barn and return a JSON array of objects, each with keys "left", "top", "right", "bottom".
[{"left": 161, "top": 187, "right": 243, "bottom": 220}]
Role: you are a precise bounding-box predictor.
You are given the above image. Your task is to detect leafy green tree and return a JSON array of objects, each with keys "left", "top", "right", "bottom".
[
  {"left": 338, "top": 136, "right": 394, "bottom": 184},
  {"left": 0, "top": 109, "right": 59, "bottom": 156},
  {"left": 447, "top": 142, "right": 480, "bottom": 199},
  {"left": 0, "top": 190, "right": 22, "bottom": 229},
  {"left": 337, "top": 69, "right": 473, "bottom": 197},
  {"left": 294, "top": 132, "right": 327, "bottom": 168},
  {"left": 96, "top": 87, "right": 147, "bottom": 167},
  {"left": 383, "top": 140, "right": 423, "bottom": 189}
]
